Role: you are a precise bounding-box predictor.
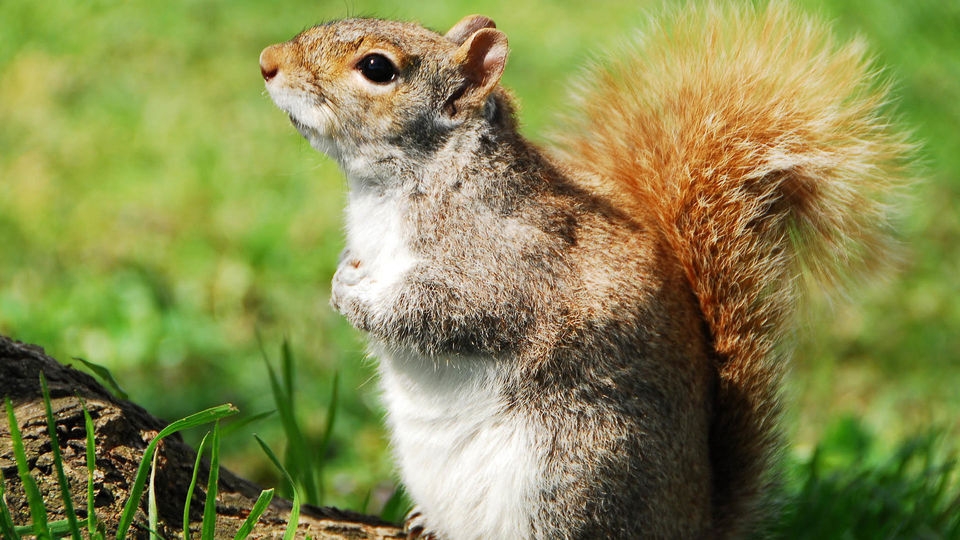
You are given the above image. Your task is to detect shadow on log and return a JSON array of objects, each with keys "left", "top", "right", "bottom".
[{"left": 0, "top": 335, "right": 405, "bottom": 539}]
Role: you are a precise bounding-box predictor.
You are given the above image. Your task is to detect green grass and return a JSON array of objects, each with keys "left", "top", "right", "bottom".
[
  {"left": 3, "top": 375, "right": 277, "bottom": 539},
  {"left": 3, "top": 373, "right": 957, "bottom": 537},
  {"left": 1, "top": 0, "right": 958, "bottom": 528},
  {"left": 5, "top": 396, "right": 51, "bottom": 538},
  {"left": 261, "top": 340, "right": 339, "bottom": 506},
  {"left": 769, "top": 418, "right": 960, "bottom": 539},
  {"left": 183, "top": 432, "right": 212, "bottom": 539},
  {"left": 253, "top": 436, "right": 303, "bottom": 540},
  {"left": 40, "top": 373, "right": 82, "bottom": 540},
  {"left": 116, "top": 404, "right": 239, "bottom": 538}
]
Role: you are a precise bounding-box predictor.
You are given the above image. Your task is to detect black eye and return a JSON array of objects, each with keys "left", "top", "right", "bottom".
[{"left": 357, "top": 53, "right": 397, "bottom": 84}]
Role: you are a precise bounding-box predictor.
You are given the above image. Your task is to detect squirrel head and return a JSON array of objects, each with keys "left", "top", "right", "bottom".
[{"left": 260, "top": 15, "right": 510, "bottom": 175}]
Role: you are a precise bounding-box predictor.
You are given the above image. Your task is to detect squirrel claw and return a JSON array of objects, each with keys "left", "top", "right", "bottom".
[{"left": 404, "top": 508, "right": 438, "bottom": 540}]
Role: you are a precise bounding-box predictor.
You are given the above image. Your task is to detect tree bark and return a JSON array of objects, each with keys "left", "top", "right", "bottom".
[{"left": 0, "top": 335, "right": 405, "bottom": 539}]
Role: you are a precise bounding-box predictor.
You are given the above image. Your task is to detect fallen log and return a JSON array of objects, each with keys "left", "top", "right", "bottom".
[{"left": 0, "top": 335, "right": 405, "bottom": 539}]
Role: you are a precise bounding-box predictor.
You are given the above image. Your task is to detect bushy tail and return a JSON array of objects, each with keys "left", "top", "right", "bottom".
[{"left": 551, "top": 2, "right": 912, "bottom": 535}]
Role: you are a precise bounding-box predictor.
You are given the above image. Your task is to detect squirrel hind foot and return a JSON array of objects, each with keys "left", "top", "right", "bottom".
[{"left": 404, "top": 507, "right": 440, "bottom": 540}]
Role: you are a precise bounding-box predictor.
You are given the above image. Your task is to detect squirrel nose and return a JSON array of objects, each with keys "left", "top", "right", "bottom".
[{"left": 259, "top": 45, "right": 281, "bottom": 82}]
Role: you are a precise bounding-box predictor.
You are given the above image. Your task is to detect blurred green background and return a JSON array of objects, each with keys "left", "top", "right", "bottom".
[{"left": 1, "top": 0, "right": 957, "bottom": 517}]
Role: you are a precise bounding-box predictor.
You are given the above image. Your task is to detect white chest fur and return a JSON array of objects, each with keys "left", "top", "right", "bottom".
[
  {"left": 344, "top": 185, "right": 417, "bottom": 303},
  {"left": 373, "top": 342, "right": 542, "bottom": 540},
  {"left": 343, "top": 176, "right": 541, "bottom": 538}
]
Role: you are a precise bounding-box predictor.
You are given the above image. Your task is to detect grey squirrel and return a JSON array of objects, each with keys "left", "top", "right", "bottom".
[{"left": 258, "top": 3, "right": 911, "bottom": 538}]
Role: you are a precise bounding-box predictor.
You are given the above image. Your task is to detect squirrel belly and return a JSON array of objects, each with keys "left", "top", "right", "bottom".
[
  {"left": 260, "top": 3, "right": 912, "bottom": 539},
  {"left": 336, "top": 176, "right": 546, "bottom": 539},
  {"left": 374, "top": 342, "right": 542, "bottom": 539}
]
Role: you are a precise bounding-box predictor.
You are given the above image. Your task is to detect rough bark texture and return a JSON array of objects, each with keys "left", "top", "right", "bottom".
[{"left": 0, "top": 335, "right": 405, "bottom": 539}]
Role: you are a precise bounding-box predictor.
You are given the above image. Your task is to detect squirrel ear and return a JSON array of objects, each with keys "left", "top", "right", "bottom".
[
  {"left": 444, "top": 28, "right": 508, "bottom": 119},
  {"left": 444, "top": 15, "right": 496, "bottom": 45}
]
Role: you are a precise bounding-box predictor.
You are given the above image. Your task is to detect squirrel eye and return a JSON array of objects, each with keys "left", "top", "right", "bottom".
[{"left": 357, "top": 53, "right": 397, "bottom": 84}]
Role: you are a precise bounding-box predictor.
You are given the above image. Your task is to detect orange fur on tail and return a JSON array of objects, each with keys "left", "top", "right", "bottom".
[{"left": 552, "top": 2, "right": 912, "bottom": 534}]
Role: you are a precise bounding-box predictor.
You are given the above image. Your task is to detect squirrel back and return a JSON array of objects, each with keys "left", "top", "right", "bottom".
[{"left": 552, "top": 2, "right": 911, "bottom": 532}]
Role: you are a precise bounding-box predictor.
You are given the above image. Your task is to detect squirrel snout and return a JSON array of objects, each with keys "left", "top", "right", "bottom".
[{"left": 259, "top": 45, "right": 281, "bottom": 82}]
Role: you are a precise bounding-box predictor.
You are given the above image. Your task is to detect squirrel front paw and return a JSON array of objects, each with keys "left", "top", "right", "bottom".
[
  {"left": 404, "top": 507, "right": 440, "bottom": 540},
  {"left": 331, "top": 254, "right": 375, "bottom": 331}
]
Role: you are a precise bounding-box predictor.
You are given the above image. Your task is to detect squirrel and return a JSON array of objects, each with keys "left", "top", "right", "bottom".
[{"left": 259, "top": 3, "right": 911, "bottom": 538}]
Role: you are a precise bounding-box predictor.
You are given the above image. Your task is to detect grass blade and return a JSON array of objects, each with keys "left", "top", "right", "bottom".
[
  {"left": 80, "top": 398, "right": 100, "bottom": 538},
  {"left": 314, "top": 372, "right": 339, "bottom": 503},
  {"left": 220, "top": 410, "right": 275, "bottom": 439},
  {"left": 232, "top": 488, "right": 274, "bottom": 540},
  {"left": 72, "top": 357, "right": 129, "bottom": 400},
  {"left": 255, "top": 435, "right": 300, "bottom": 540},
  {"left": 5, "top": 397, "right": 50, "bottom": 538},
  {"left": 40, "top": 373, "right": 83, "bottom": 540},
  {"left": 116, "top": 404, "right": 238, "bottom": 539},
  {"left": 148, "top": 450, "right": 160, "bottom": 539},
  {"left": 0, "top": 468, "right": 21, "bottom": 540},
  {"left": 280, "top": 340, "right": 295, "bottom": 414},
  {"left": 200, "top": 421, "right": 222, "bottom": 539},
  {"left": 15, "top": 518, "right": 89, "bottom": 536},
  {"left": 183, "top": 431, "right": 211, "bottom": 539},
  {"left": 360, "top": 489, "right": 372, "bottom": 515},
  {"left": 263, "top": 350, "right": 318, "bottom": 504},
  {"left": 380, "top": 485, "right": 411, "bottom": 524}
]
